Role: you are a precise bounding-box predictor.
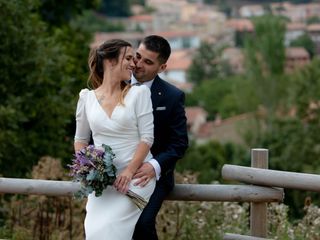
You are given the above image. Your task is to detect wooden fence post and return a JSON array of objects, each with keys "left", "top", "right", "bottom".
[{"left": 250, "top": 148, "right": 268, "bottom": 237}]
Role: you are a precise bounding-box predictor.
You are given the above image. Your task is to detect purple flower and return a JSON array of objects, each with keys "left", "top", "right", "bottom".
[
  {"left": 68, "top": 145, "right": 116, "bottom": 197},
  {"left": 68, "top": 144, "right": 148, "bottom": 209}
]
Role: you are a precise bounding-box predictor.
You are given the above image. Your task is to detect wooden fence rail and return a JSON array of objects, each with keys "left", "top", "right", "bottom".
[
  {"left": 224, "top": 233, "right": 273, "bottom": 240},
  {"left": 222, "top": 164, "right": 320, "bottom": 192},
  {"left": 0, "top": 178, "right": 283, "bottom": 202},
  {"left": 7, "top": 148, "right": 317, "bottom": 240}
]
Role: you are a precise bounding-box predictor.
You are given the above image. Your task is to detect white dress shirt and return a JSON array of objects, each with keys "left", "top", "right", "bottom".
[{"left": 131, "top": 76, "right": 161, "bottom": 180}]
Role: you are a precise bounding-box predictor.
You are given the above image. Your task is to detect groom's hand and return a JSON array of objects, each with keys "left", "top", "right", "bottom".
[{"left": 133, "top": 162, "right": 155, "bottom": 187}]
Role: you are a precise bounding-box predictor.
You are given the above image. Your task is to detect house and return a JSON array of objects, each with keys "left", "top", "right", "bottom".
[
  {"left": 239, "top": 4, "right": 265, "bottom": 18},
  {"left": 146, "top": 0, "right": 228, "bottom": 42},
  {"left": 225, "top": 19, "right": 254, "bottom": 32},
  {"left": 185, "top": 106, "right": 208, "bottom": 136},
  {"left": 285, "top": 47, "right": 310, "bottom": 73},
  {"left": 224, "top": 19, "right": 254, "bottom": 47},
  {"left": 305, "top": 3, "right": 320, "bottom": 19},
  {"left": 220, "top": 46, "right": 310, "bottom": 75},
  {"left": 91, "top": 30, "right": 200, "bottom": 51},
  {"left": 147, "top": 0, "right": 187, "bottom": 32},
  {"left": 285, "top": 23, "right": 306, "bottom": 46},
  {"left": 131, "top": 4, "right": 145, "bottom": 15},
  {"left": 91, "top": 32, "right": 144, "bottom": 49},
  {"left": 283, "top": 4, "right": 306, "bottom": 22},
  {"left": 185, "top": 6, "right": 227, "bottom": 37},
  {"left": 271, "top": 2, "right": 292, "bottom": 15},
  {"left": 307, "top": 24, "right": 320, "bottom": 56},
  {"left": 159, "top": 49, "right": 194, "bottom": 92},
  {"left": 186, "top": 109, "right": 254, "bottom": 145},
  {"left": 155, "top": 31, "right": 201, "bottom": 50},
  {"left": 160, "top": 49, "right": 193, "bottom": 84},
  {"left": 127, "top": 15, "right": 153, "bottom": 32},
  {"left": 221, "top": 47, "right": 245, "bottom": 74},
  {"left": 276, "top": 3, "right": 320, "bottom": 23},
  {"left": 196, "top": 121, "right": 215, "bottom": 143},
  {"left": 180, "top": 1, "right": 199, "bottom": 22},
  {"left": 206, "top": 113, "right": 254, "bottom": 145}
]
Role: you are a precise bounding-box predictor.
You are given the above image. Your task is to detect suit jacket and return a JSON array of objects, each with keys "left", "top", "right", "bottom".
[{"left": 150, "top": 75, "right": 188, "bottom": 189}]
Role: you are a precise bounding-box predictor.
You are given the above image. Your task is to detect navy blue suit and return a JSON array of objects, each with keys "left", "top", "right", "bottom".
[{"left": 133, "top": 76, "right": 188, "bottom": 240}]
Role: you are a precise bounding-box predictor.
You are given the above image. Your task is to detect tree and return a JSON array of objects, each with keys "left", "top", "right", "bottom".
[
  {"left": 98, "top": 0, "right": 132, "bottom": 17},
  {"left": 187, "top": 42, "right": 231, "bottom": 84},
  {"left": 217, "top": 1, "right": 232, "bottom": 17},
  {"left": 248, "top": 57, "right": 320, "bottom": 218},
  {"left": 244, "top": 15, "right": 287, "bottom": 122},
  {"left": 0, "top": 0, "right": 92, "bottom": 176},
  {"left": 39, "top": 0, "right": 98, "bottom": 26},
  {"left": 235, "top": 31, "right": 252, "bottom": 47},
  {"left": 177, "top": 140, "right": 248, "bottom": 183},
  {"left": 130, "top": 0, "right": 145, "bottom": 5},
  {"left": 306, "top": 16, "right": 320, "bottom": 25},
  {"left": 70, "top": 10, "right": 125, "bottom": 33},
  {"left": 186, "top": 75, "right": 256, "bottom": 119},
  {"left": 203, "top": 0, "right": 215, "bottom": 4}
]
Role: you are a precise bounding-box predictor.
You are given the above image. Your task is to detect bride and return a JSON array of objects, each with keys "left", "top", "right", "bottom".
[{"left": 74, "top": 39, "right": 156, "bottom": 239}]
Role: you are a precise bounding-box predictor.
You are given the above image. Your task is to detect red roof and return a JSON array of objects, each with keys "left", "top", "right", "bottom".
[
  {"left": 286, "top": 47, "right": 309, "bottom": 58},
  {"left": 196, "top": 121, "right": 214, "bottom": 138},
  {"left": 152, "top": 31, "right": 197, "bottom": 38},
  {"left": 307, "top": 24, "right": 320, "bottom": 32},
  {"left": 286, "top": 23, "right": 306, "bottom": 31},
  {"left": 90, "top": 32, "right": 144, "bottom": 48},
  {"left": 166, "top": 50, "right": 193, "bottom": 71},
  {"left": 185, "top": 107, "right": 208, "bottom": 125},
  {"left": 225, "top": 19, "right": 254, "bottom": 32},
  {"left": 129, "top": 15, "right": 153, "bottom": 22}
]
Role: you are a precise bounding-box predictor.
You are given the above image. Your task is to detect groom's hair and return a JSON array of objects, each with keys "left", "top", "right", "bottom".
[{"left": 141, "top": 35, "right": 171, "bottom": 64}]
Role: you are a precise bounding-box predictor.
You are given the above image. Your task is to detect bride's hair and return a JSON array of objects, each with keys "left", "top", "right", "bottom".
[{"left": 88, "top": 39, "right": 132, "bottom": 105}]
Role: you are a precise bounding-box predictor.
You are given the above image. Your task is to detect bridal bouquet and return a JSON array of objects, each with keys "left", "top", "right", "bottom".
[{"left": 69, "top": 144, "right": 147, "bottom": 210}]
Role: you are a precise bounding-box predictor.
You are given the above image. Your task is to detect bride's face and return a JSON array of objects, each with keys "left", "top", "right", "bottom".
[{"left": 114, "top": 46, "right": 135, "bottom": 81}]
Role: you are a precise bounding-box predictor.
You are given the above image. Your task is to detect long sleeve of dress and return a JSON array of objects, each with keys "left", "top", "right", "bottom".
[
  {"left": 134, "top": 86, "right": 154, "bottom": 147},
  {"left": 74, "top": 89, "right": 91, "bottom": 144}
]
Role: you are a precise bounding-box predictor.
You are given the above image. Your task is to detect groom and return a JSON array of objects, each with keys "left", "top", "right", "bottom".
[{"left": 132, "top": 35, "right": 189, "bottom": 239}]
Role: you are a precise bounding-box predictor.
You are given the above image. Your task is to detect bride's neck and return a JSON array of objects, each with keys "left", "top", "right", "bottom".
[{"left": 99, "top": 77, "right": 121, "bottom": 96}]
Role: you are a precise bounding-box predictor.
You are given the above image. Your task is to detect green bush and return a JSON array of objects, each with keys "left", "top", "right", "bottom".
[
  {"left": 177, "top": 140, "right": 249, "bottom": 183},
  {"left": 0, "top": 0, "right": 91, "bottom": 177}
]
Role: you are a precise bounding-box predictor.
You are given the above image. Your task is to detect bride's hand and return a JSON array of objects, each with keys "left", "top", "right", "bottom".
[{"left": 114, "top": 168, "right": 134, "bottom": 194}]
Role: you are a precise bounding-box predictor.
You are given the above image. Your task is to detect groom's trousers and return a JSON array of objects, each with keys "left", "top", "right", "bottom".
[{"left": 132, "top": 180, "right": 172, "bottom": 240}]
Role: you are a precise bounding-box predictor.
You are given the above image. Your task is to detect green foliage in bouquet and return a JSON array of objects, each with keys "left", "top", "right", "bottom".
[
  {"left": 69, "top": 144, "right": 116, "bottom": 198},
  {"left": 69, "top": 144, "right": 148, "bottom": 209}
]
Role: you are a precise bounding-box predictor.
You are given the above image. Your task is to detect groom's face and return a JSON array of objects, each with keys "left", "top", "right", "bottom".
[{"left": 133, "top": 43, "right": 166, "bottom": 83}]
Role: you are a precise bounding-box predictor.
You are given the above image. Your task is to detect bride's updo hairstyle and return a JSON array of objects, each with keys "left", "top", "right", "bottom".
[{"left": 88, "top": 39, "right": 132, "bottom": 104}]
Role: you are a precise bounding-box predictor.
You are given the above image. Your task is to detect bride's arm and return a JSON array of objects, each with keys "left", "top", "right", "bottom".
[
  {"left": 74, "top": 89, "right": 91, "bottom": 152},
  {"left": 114, "top": 86, "right": 154, "bottom": 194},
  {"left": 74, "top": 142, "right": 88, "bottom": 152}
]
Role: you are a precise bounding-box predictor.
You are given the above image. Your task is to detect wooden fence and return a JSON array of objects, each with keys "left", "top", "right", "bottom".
[{"left": 1, "top": 148, "right": 319, "bottom": 239}]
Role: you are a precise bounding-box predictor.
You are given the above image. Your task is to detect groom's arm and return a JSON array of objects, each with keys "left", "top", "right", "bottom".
[
  {"left": 133, "top": 91, "right": 188, "bottom": 186},
  {"left": 153, "top": 91, "right": 188, "bottom": 175}
]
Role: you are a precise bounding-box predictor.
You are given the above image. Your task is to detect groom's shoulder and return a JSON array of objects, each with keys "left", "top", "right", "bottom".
[{"left": 156, "top": 76, "right": 184, "bottom": 96}]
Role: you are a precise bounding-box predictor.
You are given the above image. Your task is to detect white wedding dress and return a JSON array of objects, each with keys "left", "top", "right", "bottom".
[{"left": 74, "top": 85, "right": 156, "bottom": 240}]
